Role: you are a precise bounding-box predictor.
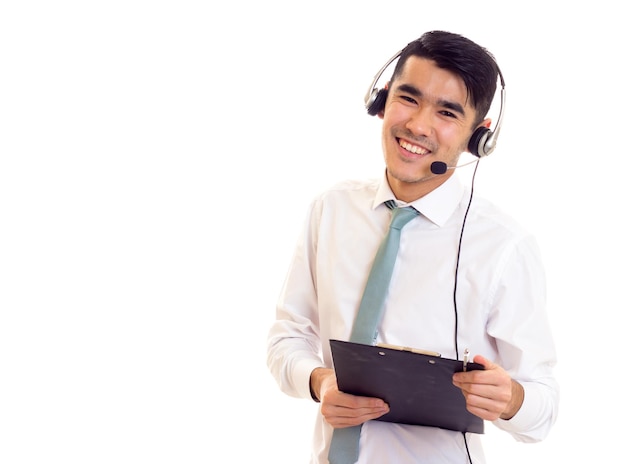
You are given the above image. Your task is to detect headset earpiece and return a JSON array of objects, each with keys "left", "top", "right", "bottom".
[
  {"left": 467, "top": 126, "right": 491, "bottom": 158},
  {"left": 364, "top": 50, "right": 402, "bottom": 116},
  {"left": 366, "top": 88, "right": 388, "bottom": 116},
  {"left": 467, "top": 76, "right": 506, "bottom": 158}
]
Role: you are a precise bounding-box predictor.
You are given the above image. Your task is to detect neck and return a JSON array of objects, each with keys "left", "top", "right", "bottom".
[{"left": 386, "top": 170, "right": 452, "bottom": 203}]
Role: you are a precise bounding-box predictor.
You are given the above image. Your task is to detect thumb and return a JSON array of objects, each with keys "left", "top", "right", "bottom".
[{"left": 472, "top": 354, "right": 497, "bottom": 370}]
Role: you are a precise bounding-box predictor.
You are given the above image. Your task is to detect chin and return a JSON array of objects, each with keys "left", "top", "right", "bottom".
[{"left": 387, "top": 167, "right": 430, "bottom": 185}]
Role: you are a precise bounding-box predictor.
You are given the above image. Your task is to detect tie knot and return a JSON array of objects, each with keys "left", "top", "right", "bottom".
[{"left": 389, "top": 207, "right": 418, "bottom": 230}]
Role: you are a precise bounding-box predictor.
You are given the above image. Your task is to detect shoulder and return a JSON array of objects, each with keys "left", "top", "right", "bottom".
[
  {"left": 460, "top": 194, "right": 545, "bottom": 276},
  {"left": 301, "top": 178, "right": 382, "bottom": 232},
  {"left": 467, "top": 194, "right": 531, "bottom": 238},
  {"left": 311, "top": 178, "right": 380, "bottom": 208}
]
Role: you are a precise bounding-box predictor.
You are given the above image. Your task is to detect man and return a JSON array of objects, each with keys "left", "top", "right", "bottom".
[{"left": 266, "top": 30, "right": 559, "bottom": 463}]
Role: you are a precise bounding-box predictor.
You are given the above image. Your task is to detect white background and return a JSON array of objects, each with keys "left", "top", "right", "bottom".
[{"left": 1, "top": 1, "right": 623, "bottom": 462}]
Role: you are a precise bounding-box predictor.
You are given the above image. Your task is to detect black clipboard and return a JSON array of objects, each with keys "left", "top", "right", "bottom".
[{"left": 329, "top": 339, "right": 485, "bottom": 434}]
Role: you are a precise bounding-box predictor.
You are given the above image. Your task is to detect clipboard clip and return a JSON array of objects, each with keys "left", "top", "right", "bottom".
[{"left": 376, "top": 343, "right": 441, "bottom": 358}]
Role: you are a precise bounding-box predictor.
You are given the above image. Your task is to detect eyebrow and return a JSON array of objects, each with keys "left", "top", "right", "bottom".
[{"left": 395, "top": 83, "right": 466, "bottom": 116}]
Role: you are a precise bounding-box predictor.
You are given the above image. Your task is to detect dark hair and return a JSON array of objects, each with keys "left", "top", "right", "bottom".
[{"left": 390, "top": 31, "right": 500, "bottom": 126}]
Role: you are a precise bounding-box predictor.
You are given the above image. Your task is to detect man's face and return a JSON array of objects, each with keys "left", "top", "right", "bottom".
[{"left": 379, "top": 56, "right": 483, "bottom": 202}]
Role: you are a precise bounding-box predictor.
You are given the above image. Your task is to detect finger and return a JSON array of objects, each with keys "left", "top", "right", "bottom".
[
  {"left": 323, "top": 403, "right": 390, "bottom": 427},
  {"left": 337, "top": 391, "right": 388, "bottom": 410}
]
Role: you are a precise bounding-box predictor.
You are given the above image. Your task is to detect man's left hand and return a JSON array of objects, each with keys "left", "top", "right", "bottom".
[{"left": 452, "top": 355, "right": 524, "bottom": 421}]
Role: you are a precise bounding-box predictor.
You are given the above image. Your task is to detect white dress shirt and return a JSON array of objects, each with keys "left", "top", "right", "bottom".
[{"left": 267, "top": 173, "right": 559, "bottom": 464}]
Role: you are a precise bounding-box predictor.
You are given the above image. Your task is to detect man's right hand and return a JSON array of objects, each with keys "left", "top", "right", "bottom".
[{"left": 310, "top": 367, "right": 390, "bottom": 428}]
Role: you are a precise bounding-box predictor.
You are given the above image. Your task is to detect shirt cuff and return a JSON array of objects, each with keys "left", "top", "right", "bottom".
[
  {"left": 493, "top": 381, "right": 553, "bottom": 442},
  {"left": 294, "top": 358, "right": 326, "bottom": 401}
]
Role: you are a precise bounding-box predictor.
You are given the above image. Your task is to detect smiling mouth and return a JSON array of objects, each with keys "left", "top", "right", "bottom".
[{"left": 398, "top": 138, "right": 430, "bottom": 155}]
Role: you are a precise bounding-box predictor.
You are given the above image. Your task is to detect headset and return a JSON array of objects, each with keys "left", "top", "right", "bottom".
[{"left": 364, "top": 48, "right": 506, "bottom": 159}]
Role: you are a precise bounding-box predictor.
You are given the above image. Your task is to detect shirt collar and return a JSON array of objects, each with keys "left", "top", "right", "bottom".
[{"left": 373, "top": 172, "right": 465, "bottom": 227}]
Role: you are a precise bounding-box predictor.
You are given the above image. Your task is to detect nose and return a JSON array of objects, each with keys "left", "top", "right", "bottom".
[{"left": 405, "top": 107, "right": 434, "bottom": 137}]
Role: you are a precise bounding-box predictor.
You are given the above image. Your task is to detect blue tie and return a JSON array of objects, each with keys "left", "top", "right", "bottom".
[{"left": 328, "top": 203, "right": 419, "bottom": 464}]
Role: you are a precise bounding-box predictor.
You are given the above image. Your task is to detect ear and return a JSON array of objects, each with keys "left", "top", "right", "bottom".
[{"left": 484, "top": 118, "right": 492, "bottom": 129}]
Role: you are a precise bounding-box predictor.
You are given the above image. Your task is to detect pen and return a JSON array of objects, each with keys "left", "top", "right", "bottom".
[{"left": 463, "top": 348, "right": 470, "bottom": 372}]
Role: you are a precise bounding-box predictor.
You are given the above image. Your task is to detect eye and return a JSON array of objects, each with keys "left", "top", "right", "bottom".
[
  {"left": 440, "top": 110, "right": 458, "bottom": 119},
  {"left": 400, "top": 95, "right": 418, "bottom": 105}
]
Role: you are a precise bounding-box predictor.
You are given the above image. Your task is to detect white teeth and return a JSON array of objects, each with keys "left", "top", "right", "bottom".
[{"left": 399, "top": 140, "right": 427, "bottom": 155}]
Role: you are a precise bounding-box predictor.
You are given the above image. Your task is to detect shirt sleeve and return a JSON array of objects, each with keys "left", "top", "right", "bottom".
[
  {"left": 266, "top": 199, "right": 326, "bottom": 400},
  {"left": 487, "top": 234, "right": 559, "bottom": 442}
]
